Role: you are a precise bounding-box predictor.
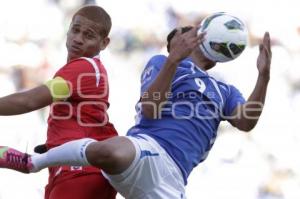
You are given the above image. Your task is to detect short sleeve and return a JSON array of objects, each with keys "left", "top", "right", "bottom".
[
  {"left": 55, "top": 59, "right": 97, "bottom": 99},
  {"left": 140, "top": 55, "right": 166, "bottom": 94},
  {"left": 223, "top": 85, "right": 246, "bottom": 117}
]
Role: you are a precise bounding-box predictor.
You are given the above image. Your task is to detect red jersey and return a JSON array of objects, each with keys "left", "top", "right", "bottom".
[
  {"left": 46, "top": 56, "right": 117, "bottom": 148},
  {"left": 44, "top": 56, "right": 117, "bottom": 199}
]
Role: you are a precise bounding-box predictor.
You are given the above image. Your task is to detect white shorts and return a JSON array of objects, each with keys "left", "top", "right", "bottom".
[{"left": 102, "top": 134, "right": 186, "bottom": 199}]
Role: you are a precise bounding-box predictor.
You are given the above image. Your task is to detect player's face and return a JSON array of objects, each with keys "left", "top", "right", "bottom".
[
  {"left": 66, "top": 15, "right": 110, "bottom": 61},
  {"left": 193, "top": 47, "right": 216, "bottom": 70}
]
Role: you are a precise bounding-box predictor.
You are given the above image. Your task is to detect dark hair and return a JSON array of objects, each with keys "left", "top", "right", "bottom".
[
  {"left": 72, "top": 5, "right": 112, "bottom": 37},
  {"left": 166, "top": 26, "right": 193, "bottom": 52}
]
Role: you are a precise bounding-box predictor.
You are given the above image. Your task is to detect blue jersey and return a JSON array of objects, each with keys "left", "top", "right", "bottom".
[{"left": 127, "top": 55, "right": 245, "bottom": 184}]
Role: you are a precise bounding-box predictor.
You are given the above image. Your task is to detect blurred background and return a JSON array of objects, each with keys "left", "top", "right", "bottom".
[{"left": 0, "top": 0, "right": 300, "bottom": 198}]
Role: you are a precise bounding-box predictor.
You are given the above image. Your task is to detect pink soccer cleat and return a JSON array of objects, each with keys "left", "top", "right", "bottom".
[{"left": 0, "top": 146, "right": 33, "bottom": 173}]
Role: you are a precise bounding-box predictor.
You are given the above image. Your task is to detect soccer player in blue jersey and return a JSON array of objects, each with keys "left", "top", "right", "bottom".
[{"left": 0, "top": 26, "right": 272, "bottom": 198}]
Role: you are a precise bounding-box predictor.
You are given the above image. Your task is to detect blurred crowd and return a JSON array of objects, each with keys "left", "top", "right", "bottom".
[{"left": 0, "top": 0, "right": 300, "bottom": 198}]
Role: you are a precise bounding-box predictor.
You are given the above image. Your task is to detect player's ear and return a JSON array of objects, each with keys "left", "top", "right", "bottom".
[{"left": 100, "top": 37, "right": 110, "bottom": 50}]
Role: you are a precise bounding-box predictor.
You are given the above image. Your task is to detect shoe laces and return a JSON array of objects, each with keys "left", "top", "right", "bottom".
[{"left": 6, "top": 151, "right": 29, "bottom": 170}]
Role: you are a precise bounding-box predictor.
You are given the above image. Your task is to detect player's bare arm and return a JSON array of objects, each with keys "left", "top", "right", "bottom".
[
  {"left": 141, "top": 27, "right": 205, "bottom": 119},
  {"left": 0, "top": 76, "right": 70, "bottom": 115},
  {"left": 229, "top": 32, "right": 272, "bottom": 131},
  {"left": 0, "top": 85, "right": 52, "bottom": 115}
]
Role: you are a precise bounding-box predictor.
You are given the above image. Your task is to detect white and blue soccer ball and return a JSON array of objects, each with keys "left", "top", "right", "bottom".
[{"left": 198, "top": 12, "right": 248, "bottom": 63}]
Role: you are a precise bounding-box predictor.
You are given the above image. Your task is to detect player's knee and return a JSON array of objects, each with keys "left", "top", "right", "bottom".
[
  {"left": 86, "top": 141, "right": 112, "bottom": 165},
  {"left": 85, "top": 137, "right": 136, "bottom": 174}
]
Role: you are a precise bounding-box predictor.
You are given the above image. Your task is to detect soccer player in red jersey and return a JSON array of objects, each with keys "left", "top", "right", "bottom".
[{"left": 0, "top": 5, "right": 117, "bottom": 199}]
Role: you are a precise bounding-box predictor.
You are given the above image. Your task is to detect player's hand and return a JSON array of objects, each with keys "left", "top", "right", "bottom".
[
  {"left": 257, "top": 32, "right": 272, "bottom": 79},
  {"left": 169, "top": 26, "right": 206, "bottom": 63}
]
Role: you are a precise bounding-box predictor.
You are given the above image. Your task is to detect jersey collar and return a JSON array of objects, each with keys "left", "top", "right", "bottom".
[
  {"left": 93, "top": 55, "right": 100, "bottom": 59},
  {"left": 184, "top": 57, "right": 208, "bottom": 74}
]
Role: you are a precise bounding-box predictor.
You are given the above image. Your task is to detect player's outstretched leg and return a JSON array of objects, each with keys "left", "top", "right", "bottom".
[
  {"left": 0, "top": 136, "right": 136, "bottom": 175},
  {"left": 0, "top": 138, "right": 95, "bottom": 173},
  {"left": 0, "top": 146, "right": 33, "bottom": 173}
]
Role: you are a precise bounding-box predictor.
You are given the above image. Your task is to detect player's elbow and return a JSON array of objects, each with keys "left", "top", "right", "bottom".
[
  {"left": 238, "top": 125, "right": 253, "bottom": 132},
  {"left": 236, "top": 121, "right": 257, "bottom": 132}
]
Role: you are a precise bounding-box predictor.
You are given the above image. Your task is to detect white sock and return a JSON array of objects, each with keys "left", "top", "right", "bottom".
[{"left": 30, "top": 138, "right": 96, "bottom": 172}]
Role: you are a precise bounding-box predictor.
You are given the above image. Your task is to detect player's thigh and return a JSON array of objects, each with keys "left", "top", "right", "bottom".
[
  {"left": 103, "top": 135, "right": 185, "bottom": 199},
  {"left": 47, "top": 174, "right": 116, "bottom": 199}
]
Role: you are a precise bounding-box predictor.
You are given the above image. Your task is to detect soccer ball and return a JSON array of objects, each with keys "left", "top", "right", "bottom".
[{"left": 198, "top": 12, "right": 248, "bottom": 63}]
